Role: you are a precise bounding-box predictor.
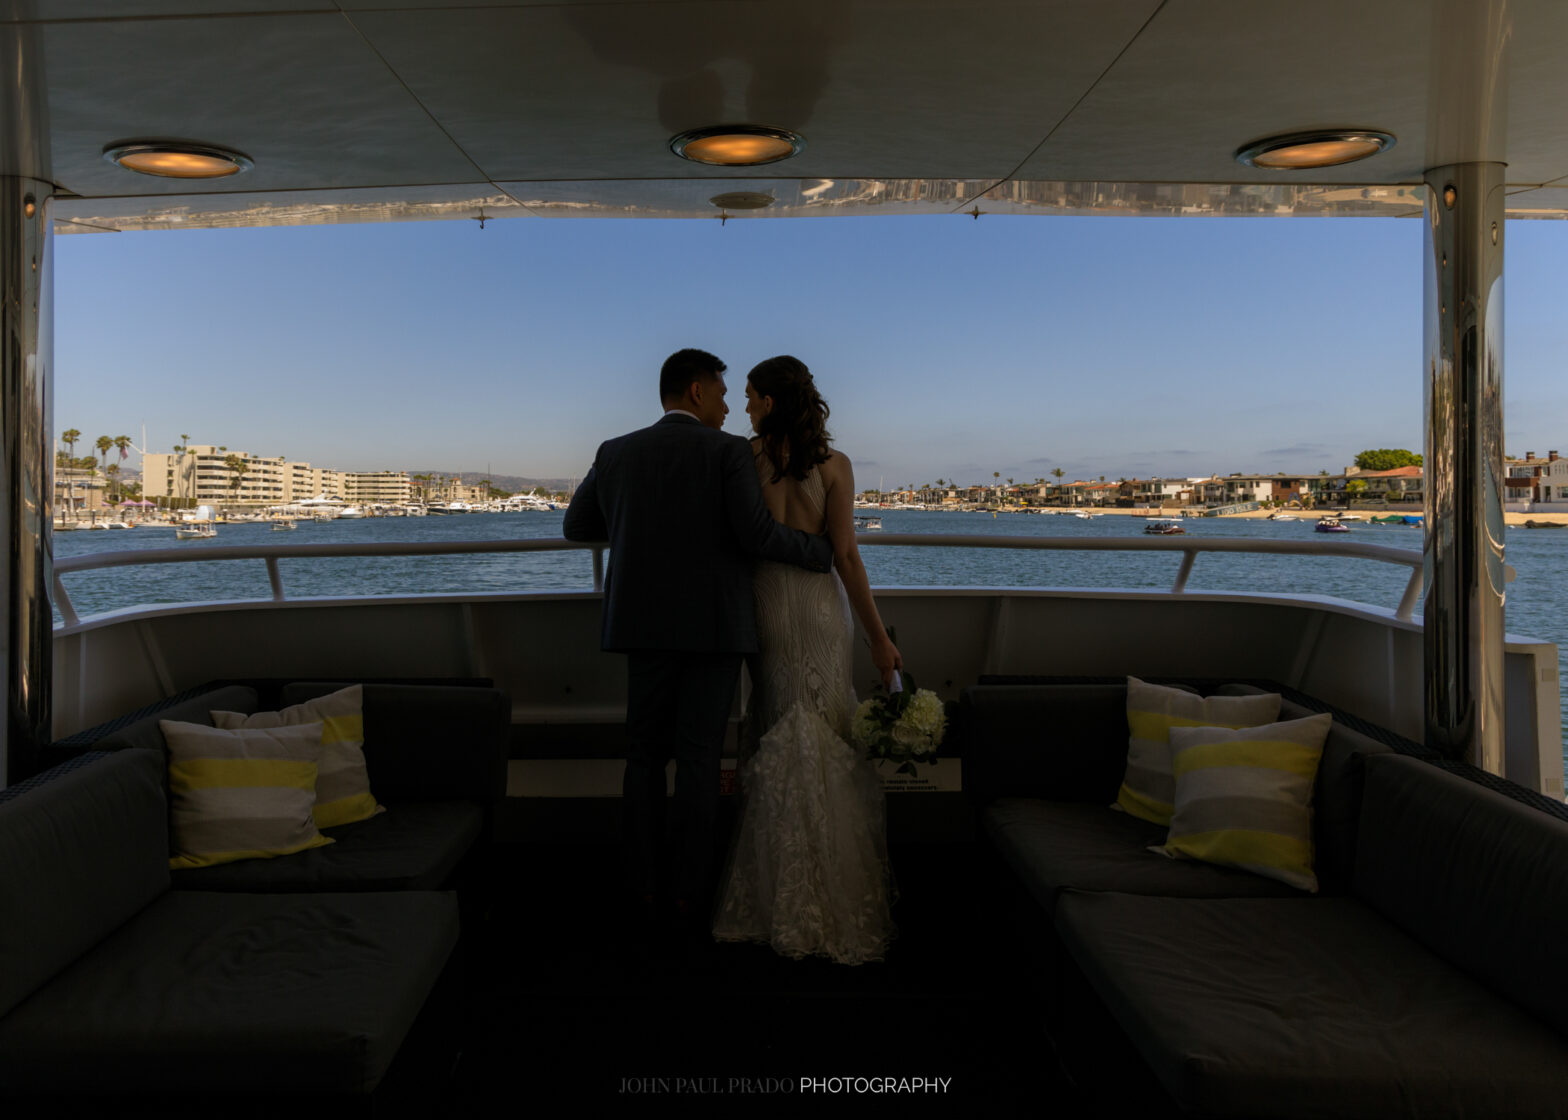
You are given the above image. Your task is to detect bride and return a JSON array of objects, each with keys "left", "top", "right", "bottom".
[{"left": 712, "top": 355, "right": 902, "bottom": 965}]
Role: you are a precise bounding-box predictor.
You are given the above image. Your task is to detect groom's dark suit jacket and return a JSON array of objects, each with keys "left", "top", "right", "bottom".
[{"left": 563, "top": 412, "right": 832, "bottom": 653}]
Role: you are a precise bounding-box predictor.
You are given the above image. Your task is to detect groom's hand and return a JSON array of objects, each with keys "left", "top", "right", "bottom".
[{"left": 808, "top": 531, "right": 833, "bottom": 572}]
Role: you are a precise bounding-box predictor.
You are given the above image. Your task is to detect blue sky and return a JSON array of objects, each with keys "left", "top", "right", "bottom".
[{"left": 53, "top": 213, "right": 1568, "bottom": 487}]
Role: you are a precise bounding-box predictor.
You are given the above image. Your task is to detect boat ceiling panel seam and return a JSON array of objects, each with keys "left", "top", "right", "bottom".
[
  {"left": 955, "top": 0, "right": 1170, "bottom": 214},
  {"left": 338, "top": 7, "right": 510, "bottom": 197}
]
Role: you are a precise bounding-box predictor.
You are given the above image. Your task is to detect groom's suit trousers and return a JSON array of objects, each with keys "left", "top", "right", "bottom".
[{"left": 624, "top": 650, "right": 743, "bottom": 901}]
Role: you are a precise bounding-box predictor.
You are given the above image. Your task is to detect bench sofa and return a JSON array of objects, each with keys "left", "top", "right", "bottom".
[
  {"left": 0, "top": 748, "right": 459, "bottom": 1111},
  {"left": 48, "top": 679, "right": 510, "bottom": 894},
  {"left": 0, "top": 680, "right": 510, "bottom": 1111},
  {"left": 965, "top": 678, "right": 1568, "bottom": 1119}
]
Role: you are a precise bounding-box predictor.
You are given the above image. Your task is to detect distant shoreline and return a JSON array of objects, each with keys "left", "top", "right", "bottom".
[{"left": 859, "top": 505, "right": 1564, "bottom": 528}]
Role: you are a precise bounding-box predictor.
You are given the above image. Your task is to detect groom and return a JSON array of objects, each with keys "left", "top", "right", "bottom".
[{"left": 563, "top": 348, "right": 832, "bottom": 949}]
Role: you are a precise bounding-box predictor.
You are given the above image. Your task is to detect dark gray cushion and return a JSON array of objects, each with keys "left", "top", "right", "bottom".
[
  {"left": 0, "top": 751, "right": 169, "bottom": 1019},
  {"left": 1055, "top": 890, "right": 1568, "bottom": 1119},
  {"left": 170, "top": 801, "right": 483, "bottom": 892},
  {"left": 93, "top": 685, "right": 259, "bottom": 753},
  {"left": 962, "top": 684, "right": 1132, "bottom": 803},
  {"left": 0, "top": 890, "right": 459, "bottom": 1095},
  {"left": 982, "top": 798, "right": 1300, "bottom": 909},
  {"left": 281, "top": 682, "right": 507, "bottom": 806},
  {"left": 1354, "top": 752, "right": 1568, "bottom": 1037}
]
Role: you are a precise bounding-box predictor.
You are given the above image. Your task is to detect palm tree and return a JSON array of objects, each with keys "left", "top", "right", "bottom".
[
  {"left": 105, "top": 463, "right": 121, "bottom": 504},
  {"left": 175, "top": 434, "right": 191, "bottom": 509},
  {"left": 223, "top": 454, "right": 249, "bottom": 506},
  {"left": 60, "top": 428, "right": 81, "bottom": 518}
]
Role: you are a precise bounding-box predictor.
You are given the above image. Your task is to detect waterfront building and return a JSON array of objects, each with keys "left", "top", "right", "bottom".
[
  {"left": 1535, "top": 452, "right": 1568, "bottom": 504},
  {"left": 142, "top": 447, "right": 408, "bottom": 507},
  {"left": 346, "top": 471, "right": 412, "bottom": 504},
  {"left": 52, "top": 466, "right": 107, "bottom": 517}
]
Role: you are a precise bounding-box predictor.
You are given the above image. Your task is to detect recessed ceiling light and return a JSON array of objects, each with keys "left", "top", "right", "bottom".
[
  {"left": 1235, "top": 130, "right": 1395, "bottom": 170},
  {"left": 670, "top": 126, "right": 804, "bottom": 167},
  {"left": 103, "top": 141, "right": 254, "bottom": 179}
]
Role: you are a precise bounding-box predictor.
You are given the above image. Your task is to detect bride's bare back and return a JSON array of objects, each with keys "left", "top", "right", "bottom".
[{"left": 753, "top": 441, "right": 840, "bottom": 536}]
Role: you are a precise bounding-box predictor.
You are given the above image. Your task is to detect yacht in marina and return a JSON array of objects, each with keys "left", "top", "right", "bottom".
[{"left": 5, "top": 1, "right": 1567, "bottom": 1112}]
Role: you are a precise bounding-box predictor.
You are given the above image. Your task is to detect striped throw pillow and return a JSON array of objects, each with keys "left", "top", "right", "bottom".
[
  {"left": 1157, "top": 713, "right": 1334, "bottom": 892},
  {"left": 160, "top": 720, "right": 334, "bottom": 870},
  {"left": 1114, "top": 678, "right": 1281, "bottom": 825},
  {"left": 213, "top": 685, "right": 382, "bottom": 829}
]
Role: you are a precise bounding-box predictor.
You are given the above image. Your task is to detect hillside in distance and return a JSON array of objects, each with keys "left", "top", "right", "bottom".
[{"left": 403, "top": 470, "right": 573, "bottom": 494}]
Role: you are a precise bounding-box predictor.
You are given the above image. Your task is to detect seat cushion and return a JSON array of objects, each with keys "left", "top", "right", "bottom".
[
  {"left": 1116, "top": 678, "right": 1281, "bottom": 825},
  {"left": 1054, "top": 891, "right": 1568, "bottom": 1119},
  {"left": 0, "top": 751, "right": 170, "bottom": 1019},
  {"left": 91, "top": 685, "right": 260, "bottom": 752},
  {"left": 982, "top": 798, "right": 1299, "bottom": 911},
  {"left": 1159, "top": 713, "right": 1334, "bottom": 891},
  {"left": 160, "top": 719, "right": 333, "bottom": 869},
  {"left": 0, "top": 890, "right": 459, "bottom": 1095},
  {"left": 213, "top": 684, "right": 382, "bottom": 829},
  {"left": 169, "top": 800, "right": 483, "bottom": 892},
  {"left": 1355, "top": 753, "right": 1568, "bottom": 1037}
]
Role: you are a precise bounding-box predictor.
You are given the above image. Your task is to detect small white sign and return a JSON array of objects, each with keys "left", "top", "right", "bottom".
[{"left": 875, "top": 758, "right": 961, "bottom": 792}]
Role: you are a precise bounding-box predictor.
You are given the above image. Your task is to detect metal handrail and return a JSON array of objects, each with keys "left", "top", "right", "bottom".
[
  {"left": 856, "top": 534, "right": 1424, "bottom": 620},
  {"left": 51, "top": 533, "right": 1424, "bottom": 628},
  {"left": 52, "top": 539, "right": 609, "bottom": 627}
]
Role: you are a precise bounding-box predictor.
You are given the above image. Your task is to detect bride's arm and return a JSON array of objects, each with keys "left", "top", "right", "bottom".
[{"left": 822, "top": 451, "right": 902, "bottom": 688}]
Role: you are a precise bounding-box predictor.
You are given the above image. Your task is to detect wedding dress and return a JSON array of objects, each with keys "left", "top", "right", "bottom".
[{"left": 712, "top": 462, "right": 896, "bottom": 965}]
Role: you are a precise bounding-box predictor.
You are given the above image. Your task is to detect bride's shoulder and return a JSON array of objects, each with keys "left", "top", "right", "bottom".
[{"left": 819, "top": 448, "right": 851, "bottom": 475}]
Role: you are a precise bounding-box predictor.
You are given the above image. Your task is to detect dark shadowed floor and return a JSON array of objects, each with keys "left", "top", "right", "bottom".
[{"left": 441, "top": 840, "right": 1084, "bottom": 1116}]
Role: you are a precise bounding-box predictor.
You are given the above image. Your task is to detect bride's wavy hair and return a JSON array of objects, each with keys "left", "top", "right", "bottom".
[{"left": 749, "top": 355, "right": 832, "bottom": 483}]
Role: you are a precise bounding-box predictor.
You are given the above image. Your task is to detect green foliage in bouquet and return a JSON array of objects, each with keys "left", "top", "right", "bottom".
[{"left": 851, "top": 670, "right": 947, "bottom": 777}]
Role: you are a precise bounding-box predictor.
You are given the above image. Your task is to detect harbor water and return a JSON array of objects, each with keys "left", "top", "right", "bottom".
[{"left": 54, "top": 510, "right": 1568, "bottom": 776}]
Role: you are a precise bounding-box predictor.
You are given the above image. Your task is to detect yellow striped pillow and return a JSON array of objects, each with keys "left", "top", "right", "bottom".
[
  {"left": 1157, "top": 713, "right": 1333, "bottom": 892},
  {"left": 213, "top": 685, "right": 382, "bottom": 829},
  {"left": 159, "top": 720, "right": 334, "bottom": 870},
  {"left": 1114, "top": 678, "right": 1281, "bottom": 825}
]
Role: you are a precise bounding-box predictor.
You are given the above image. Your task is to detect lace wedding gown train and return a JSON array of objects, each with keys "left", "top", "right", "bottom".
[{"left": 712, "top": 467, "right": 896, "bottom": 965}]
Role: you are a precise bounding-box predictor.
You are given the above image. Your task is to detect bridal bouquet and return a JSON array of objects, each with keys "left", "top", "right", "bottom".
[{"left": 851, "top": 672, "right": 946, "bottom": 776}]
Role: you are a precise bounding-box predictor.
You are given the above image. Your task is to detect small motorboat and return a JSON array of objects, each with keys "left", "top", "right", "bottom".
[
  {"left": 1268, "top": 513, "right": 1298, "bottom": 522},
  {"left": 1525, "top": 519, "right": 1568, "bottom": 529},
  {"left": 1315, "top": 518, "right": 1351, "bottom": 533},
  {"left": 853, "top": 516, "right": 883, "bottom": 531},
  {"left": 174, "top": 523, "right": 216, "bottom": 540},
  {"left": 272, "top": 518, "right": 297, "bottom": 531},
  {"left": 1143, "top": 519, "right": 1185, "bottom": 535}
]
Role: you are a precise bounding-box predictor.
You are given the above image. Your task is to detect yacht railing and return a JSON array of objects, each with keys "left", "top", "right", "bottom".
[{"left": 51, "top": 534, "right": 1425, "bottom": 629}]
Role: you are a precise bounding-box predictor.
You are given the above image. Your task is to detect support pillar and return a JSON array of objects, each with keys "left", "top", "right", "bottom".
[
  {"left": 3, "top": 15, "right": 54, "bottom": 784},
  {"left": 1423, "top": 162, "right": 1506, "bottom": 773}
]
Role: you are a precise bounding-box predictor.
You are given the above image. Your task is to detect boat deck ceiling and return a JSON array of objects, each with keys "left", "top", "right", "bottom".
[{"left": 13, "top": 0, "right": 1568, "bottom": 230}]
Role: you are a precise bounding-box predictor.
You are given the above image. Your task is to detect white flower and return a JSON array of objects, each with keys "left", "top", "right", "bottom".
[
  {"left": 902, "top": 689, "right": 947, "bottom": 744},
  {"left": 851, "top": 698, "right": 881, "bottom": 750},
  {"left": 891, "top": 723, "right": 924, "bottom": 753}
]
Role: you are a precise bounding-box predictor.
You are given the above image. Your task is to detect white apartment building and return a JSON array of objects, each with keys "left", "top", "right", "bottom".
[
  {"left": 143, "top": 446, "right": 407, "bottom": 507},
  {"left": 346, "top": 471, "right": 412, "bottom": 504}
]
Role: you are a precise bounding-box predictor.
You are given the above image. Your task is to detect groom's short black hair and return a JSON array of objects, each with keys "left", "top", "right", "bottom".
[{"left": 660, "top": 348, "right": 726, "bottom": 403}]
